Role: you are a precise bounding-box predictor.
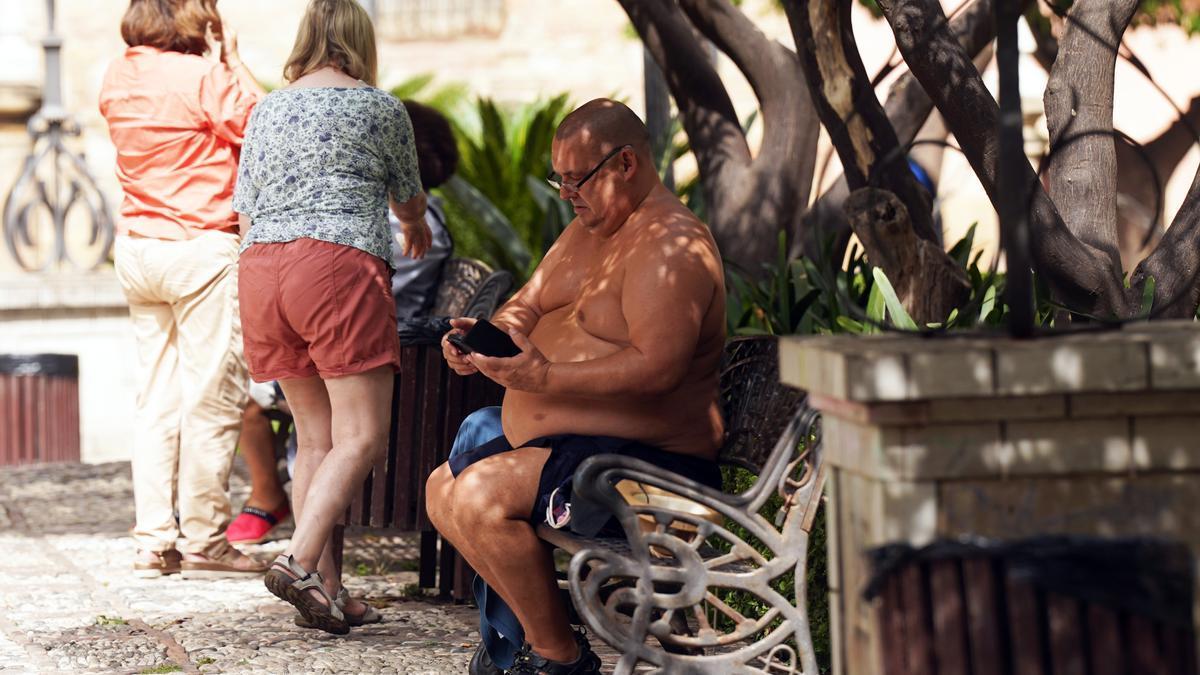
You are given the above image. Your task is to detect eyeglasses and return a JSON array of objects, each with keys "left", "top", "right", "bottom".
[{"left": 546, "top": 144, "right": 632, "bottom": 193}]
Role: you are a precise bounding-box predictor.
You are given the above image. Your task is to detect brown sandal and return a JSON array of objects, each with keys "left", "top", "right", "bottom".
[
  {"left": 133, "top": 549, "right": 181, "bottom": 578},
  {"left": 264, "top": 554, "right": 349, "bottom": 635},
  {"left": 294, "top": 587, "right": 382, "bottom": 628},
  {"left": 180, "top": 542, "right": 269, "bottom": 579}
]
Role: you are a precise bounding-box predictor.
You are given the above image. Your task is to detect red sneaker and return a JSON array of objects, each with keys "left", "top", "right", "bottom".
[{"left": 226, "top": 504, "right": 291, "bottom": 545}]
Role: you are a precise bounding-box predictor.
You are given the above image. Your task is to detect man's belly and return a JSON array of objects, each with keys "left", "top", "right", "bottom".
[
  {"left": 501, "top": 388, "right": 722, "bottom": 458},
  {"left": 510, "top": 311, "right": 723, "bottom": 457}
]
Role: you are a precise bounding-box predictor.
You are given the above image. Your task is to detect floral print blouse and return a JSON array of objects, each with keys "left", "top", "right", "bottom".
[{"left": 233, "top": 86, "right": 421, "bottom": 264}]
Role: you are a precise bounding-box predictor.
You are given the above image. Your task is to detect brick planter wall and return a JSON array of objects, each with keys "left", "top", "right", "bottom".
[{"left": 780, "top": 322, "right": 1200, "bottom": 675}]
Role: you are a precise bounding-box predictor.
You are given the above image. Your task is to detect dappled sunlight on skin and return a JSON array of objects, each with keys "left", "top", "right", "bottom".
[{"left": 480, "top": 98, "right": 727, "bottom": 459}]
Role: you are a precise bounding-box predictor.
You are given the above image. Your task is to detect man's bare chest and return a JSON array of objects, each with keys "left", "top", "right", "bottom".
[{"left": 540, "top": 255, "right": 628, "bottom": 342}]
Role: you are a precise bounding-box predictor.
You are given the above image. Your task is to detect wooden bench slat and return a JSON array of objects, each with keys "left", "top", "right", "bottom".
[
  {"left": 962, "top": 557, "right": 1004, "bottom": 675},
  {"left": 1005, "top": 567, "right": 1046, "bottom": 675},
  {"left": 390, "top": 344, "right": 422, "bottom": 528},
  {"left": 1047, "top": 593, "right": 1086, "bottom": 675},
  {"left": 1085, "top": 602, "right": 1123, "bottom": 675},
  {"left": 879, "top": 572, "right": 908, "bottom": 675},
  {"left": 415, "top": 352, "right": 444, "bottom": 531},
  {"left": 1127, "top": 614, "right": 1168, "bottom": 675},
  {"left": 930, "top": 559, "right": 970, "bottom": 675},
  {"left": 901, "top": 563, "right": 935, "bottom": 675}
]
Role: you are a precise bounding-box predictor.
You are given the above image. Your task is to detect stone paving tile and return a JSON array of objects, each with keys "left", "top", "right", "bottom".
[
  {"left": 0, "top": 461, "right": 643, "bottom": 674},
  {"left": 0, "top": 462, "right": 486, "bottom": 674}
]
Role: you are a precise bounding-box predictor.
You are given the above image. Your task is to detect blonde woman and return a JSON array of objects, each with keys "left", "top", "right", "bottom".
[
  {"left": 233, "top": 0, "right": 430, "bottom": 633},
  {"left": 100, "top": 0, "right": 267, "bottom": 578}
]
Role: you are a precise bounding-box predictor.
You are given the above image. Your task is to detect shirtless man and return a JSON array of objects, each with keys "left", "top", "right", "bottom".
[{"left": 426, "top": 99, "right": 725, "bottom": 675}]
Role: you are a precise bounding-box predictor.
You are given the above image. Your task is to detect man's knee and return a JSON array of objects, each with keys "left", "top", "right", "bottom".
[
  {"left": 425, "top": 463, "right": 454, "bottom": 527},
  {"left": 450, "top": 468, "right": 525, "bottom": 530}
]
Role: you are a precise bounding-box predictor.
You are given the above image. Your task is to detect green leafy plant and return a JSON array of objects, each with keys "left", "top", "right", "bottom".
[{"left": 439, "top": 95, "right": 572, "bottom": 282}]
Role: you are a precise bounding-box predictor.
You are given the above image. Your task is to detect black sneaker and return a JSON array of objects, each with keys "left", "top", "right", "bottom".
[
  {"left": 507, "top": 628, "right": 602, "bottom": 674},
  {"left": 469, "top": 643, "right": 503, "bottom": 675}
]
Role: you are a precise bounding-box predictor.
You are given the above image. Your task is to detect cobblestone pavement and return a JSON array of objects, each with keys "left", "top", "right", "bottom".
[{"left": 0, "top": 461, "right": 621, "bottom": 674}]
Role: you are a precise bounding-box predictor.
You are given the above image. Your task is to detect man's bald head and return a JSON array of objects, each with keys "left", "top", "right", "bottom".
[{"left": 555, "top": 99, "right": 652, "bottom": 158}]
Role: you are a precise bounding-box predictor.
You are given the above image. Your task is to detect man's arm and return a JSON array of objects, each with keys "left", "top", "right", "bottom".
[
  {"left": 441, "top": 222, "right": 573, "bottom": 375},
  {"left": 489, "top": 223, "right": 574, "bottom": 334}
]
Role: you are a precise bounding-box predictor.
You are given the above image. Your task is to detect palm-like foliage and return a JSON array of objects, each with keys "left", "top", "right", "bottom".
[
  {"left": 442, "top": 95, "right": 573, "bottom": 282},
  {"left": 389, "top": 76, "right": 572, "bottom": 283}
]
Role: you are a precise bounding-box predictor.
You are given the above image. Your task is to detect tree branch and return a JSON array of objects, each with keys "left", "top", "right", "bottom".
[
  {"left": 785, "top": 0, "right": 937, "bottom": 243},
  {"left": 677, "top": 0, "right": 792, "bottom": 113},
  {"left": 797, "top": 0, "right": 998, "bottom": 262},
  {"left": 878, "top": 0, "right": 1128, "bottom": 317},
  {"left": 845, "top": 188, "right": 970, "bottom": 324},
  {"left": 1133, "top": 146, "right": 1200, "bottom": 318},
  {"left": 677, "top": 0, "right": 820, "bottom": 198},
  {"left": 617, "top": 0, "right": 751, "bottom": 183},
  {"left": 1143, "top": 93, "right": 1200, "bottom": 188},
  {"left": 1044, "top": 0, "right": 1137, "bottom": 270}
]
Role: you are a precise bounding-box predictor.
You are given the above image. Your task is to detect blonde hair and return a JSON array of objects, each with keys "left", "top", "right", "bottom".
[{"left": 283, "top": 0, "right": 378, "bottom": 86}]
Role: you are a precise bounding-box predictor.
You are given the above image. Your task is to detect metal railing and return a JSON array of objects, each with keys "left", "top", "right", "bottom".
[{"left": 2, "top": 0, "right": 113, "bottom": 273}]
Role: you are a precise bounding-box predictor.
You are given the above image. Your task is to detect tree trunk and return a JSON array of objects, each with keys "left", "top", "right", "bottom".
[
  {"left": 1131, "top": 157, "right": 1200, "bottom": 318},
  {"left": 845, "top": 189, "right": 970, "bottom": 325},
  {"left": 1113, "top": 93, "right": 1200, "bottom": 270},
  {"left": 617, "top": 0, "right": 821, "bottom": 277},
  {"left": 785, "top": 0, "right": 937, "bottom": 244},
  {"left": 644, "top": 48, "right": 675, "bottom": 192},
  {"left": 878, "top": 0, "right": 1128, "bottom": 317},
  {"left": 1044, "top": 0, "right": 1138, "bottom": 270},
  {"left": 796, "top": 0, "right": 1000, "bottom": 262}
]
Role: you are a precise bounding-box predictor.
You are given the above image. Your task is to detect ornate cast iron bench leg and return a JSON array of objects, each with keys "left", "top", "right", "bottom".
[{"left": 540, "top": 405, "right": 823, "bottom": 675}]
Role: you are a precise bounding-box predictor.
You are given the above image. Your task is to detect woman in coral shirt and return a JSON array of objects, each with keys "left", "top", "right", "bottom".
[{"left": 99, "top": 0, "right": 267, "bottom": 578}]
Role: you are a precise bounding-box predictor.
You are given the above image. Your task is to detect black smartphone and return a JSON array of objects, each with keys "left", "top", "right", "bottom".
[{"left": 448, "top": 319, "right": 521, "bottom": 358}]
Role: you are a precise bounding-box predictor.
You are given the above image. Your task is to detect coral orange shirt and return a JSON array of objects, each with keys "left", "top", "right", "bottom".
[{"left": 99, "top": 46, "right": 260, "bottom": 240}]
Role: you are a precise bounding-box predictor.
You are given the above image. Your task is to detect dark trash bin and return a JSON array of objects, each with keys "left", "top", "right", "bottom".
[
  {"left": 866, "top": 536, "right": 1198, "bottom": 675},
  {"left": 0, "top": 353, "right": 81, "bottom": 465}
]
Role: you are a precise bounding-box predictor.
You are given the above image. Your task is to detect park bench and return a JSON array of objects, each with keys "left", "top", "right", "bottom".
[
  {"left": 311, "top": 277, "right": 826, "bottom": 672},
  {"left": 532, "top": 336, "right": 825, "bottom": 674}
]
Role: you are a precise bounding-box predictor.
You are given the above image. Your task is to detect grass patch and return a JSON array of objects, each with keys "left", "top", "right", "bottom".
[
  {"left": 138, "top": 665, "right": 182, "bottom": 674},
  {"left": 398, "top": 582, "right": 426, "bottom": 599},
  {"left": 94, "top": 615, "right": 127, "bottom": 627},
  {"left": 196, "top": 657, "right": 216, "bottom": 666}
]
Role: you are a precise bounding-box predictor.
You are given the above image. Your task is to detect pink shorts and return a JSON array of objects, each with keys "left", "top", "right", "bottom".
[{"left": 238, "top": 238, "right": 400, "bottom": 381}]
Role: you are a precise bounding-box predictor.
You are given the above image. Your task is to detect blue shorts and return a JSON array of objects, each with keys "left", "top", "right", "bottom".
[{"left": 448, "top": 410, "right": 722, "bottom": 533}]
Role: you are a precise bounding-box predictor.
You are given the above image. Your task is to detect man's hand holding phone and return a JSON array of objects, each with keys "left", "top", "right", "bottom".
[
  {"left": 441, "top": 318, "right": 552, "bottom": 393},
  {"left": 442, "top": 317, "right": 478, "bottom": 376}
]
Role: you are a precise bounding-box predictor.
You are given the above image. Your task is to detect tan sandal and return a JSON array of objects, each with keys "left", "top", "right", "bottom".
[
  {"left": 180, "top": 542, "right": 269, "bottom": 579},
  {"left": 294, "top": 587, "right": 381, "bottom": 629},
  {"left": 133, "top": 549, "right": 181, "bottom": 578},
  {"left": 264, "top": 554, "right": 349, "bottom": 635}
]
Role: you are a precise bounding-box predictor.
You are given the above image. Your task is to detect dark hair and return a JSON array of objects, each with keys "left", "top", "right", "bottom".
[
  {"left": 403, "top": 100, "right": 459, "bottom": 191},
  {"left": 120, "top": 0, "right": 221, "bottom": 56}
]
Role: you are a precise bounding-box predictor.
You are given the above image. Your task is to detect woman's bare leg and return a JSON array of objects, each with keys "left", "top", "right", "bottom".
[{"left": 285, "top": 366, "right": 392, "bottom": 585}]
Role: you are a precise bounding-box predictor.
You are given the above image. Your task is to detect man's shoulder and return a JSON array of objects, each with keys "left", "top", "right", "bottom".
[{"left": 630, "top": 201, "right": 719, "bottom": 260}]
